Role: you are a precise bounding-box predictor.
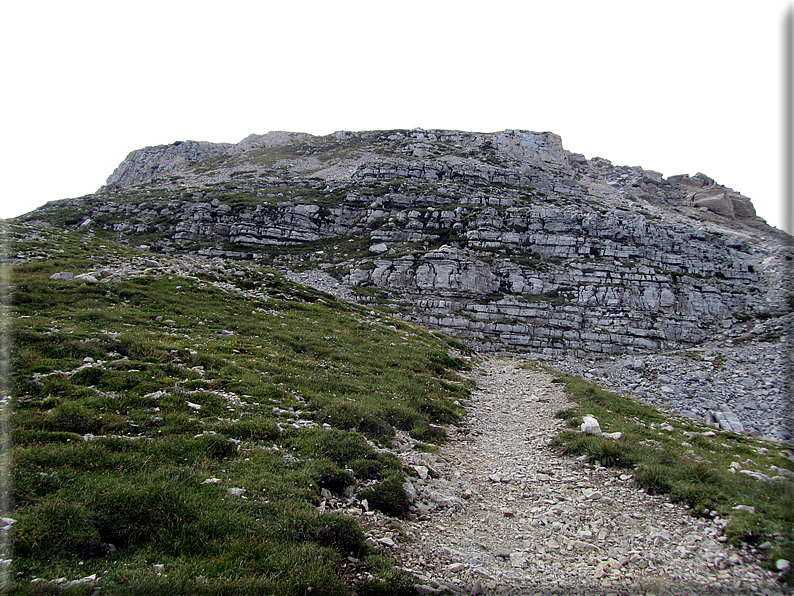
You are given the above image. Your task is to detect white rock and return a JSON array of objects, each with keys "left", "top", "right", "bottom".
[
  {"left": 738, "top": 469, "right": 771, "bottom": 482},
  {"left": 413, "top": 465, "right": 429, "bottom": 480},
  {"left": 582, "top": 488, "right": 603, "bottom": 500},
  {"left": 227, "top": 487, "right": 246, "bottom": 496},
  {"left": 580, "top": 415, "right": 602, "bottom": 435},
  {"left": 402, "top": 480, "right": 417, "bottom": 502},
  {"left": 776, "top": 559, "right": 791, "bottom": 572},
  {"left": 186, "top": 402, "right": 201, "bottom": 410},
  {"left": 732, "top": 505, "right": 756, "bottom": 514},
  {"left": 202, "top": 478, "right": 221, "bottom": 484},
  {"left": 74, "top": 273, "right": 99, "bottom": 283}
]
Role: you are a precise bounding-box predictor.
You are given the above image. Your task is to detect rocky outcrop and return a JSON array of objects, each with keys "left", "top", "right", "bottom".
[
  {"left": 22, "top": 128, "right": 791, "bottom": 357},
  {"left": 102, "top": 140, "right": 233, "bottom": 190},
  {"left": 229, "top": 131, "right": 313, "bottom": 154}
]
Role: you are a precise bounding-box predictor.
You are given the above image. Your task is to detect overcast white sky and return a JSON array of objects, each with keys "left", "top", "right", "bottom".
[{"left": 2, "top": 1, "right": 791, "bottom": 232}]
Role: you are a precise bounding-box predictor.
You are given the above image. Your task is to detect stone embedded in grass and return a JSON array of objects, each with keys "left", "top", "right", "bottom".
[
  {"left": 732, "top": 505, "right": 756, "bottom": 514},
  {"left": 74, "top": 273, "right": 99, "bottom": 283},
  {"left": 776, "top": 559, "right": 791, "bottom": 572},
  {"left": 227, "top": 487, "right": 246, "bottom": 497},
  {"left": 186, "top": 402, "right": 201, "bottom": 410},
  {"left": 738, "top": 469, "right": 771, "bottom": 482},
  {"left": 202, "top": 478, "right": 221, "bottom": 484},
  {"left": 580, "top": 415, "right": 602, "bottom": 435}
]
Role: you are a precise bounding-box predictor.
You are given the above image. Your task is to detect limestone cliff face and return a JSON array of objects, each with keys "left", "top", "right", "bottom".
[
  {"left": 102, "top": 140, "right": 233, "bottom": 190},
  {"left": 24, "top": 128, "right": 791, "bottom": 355}
]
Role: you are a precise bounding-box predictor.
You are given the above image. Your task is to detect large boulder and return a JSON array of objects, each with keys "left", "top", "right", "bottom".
[{"left": 693, "top": 186, "right": 735, "bottom": 218}]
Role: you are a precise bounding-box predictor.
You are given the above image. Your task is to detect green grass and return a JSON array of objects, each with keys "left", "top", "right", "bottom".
[
  {"left": 4, "top": 223, "right": 472, "bottom": 593},
  {"left": 549, "top": 372, "right": 794, "bottom": 585}
]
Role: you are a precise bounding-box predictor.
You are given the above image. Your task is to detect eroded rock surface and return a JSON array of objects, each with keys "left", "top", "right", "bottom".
[{"left": 20, "top": 128, "right": 792, "bottom": 372}]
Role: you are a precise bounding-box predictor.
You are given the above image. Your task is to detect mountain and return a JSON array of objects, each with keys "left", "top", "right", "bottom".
[
  {"left": 7, "top": 130, "right": 794, "bottom": 590},
  {"left": 21, "top": 128, "right": 792, "bottom": 357}
]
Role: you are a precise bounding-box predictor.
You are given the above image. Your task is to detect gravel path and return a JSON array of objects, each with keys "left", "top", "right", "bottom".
[{"left": 358, "top": 357, "right": 788, "bottom": 595}]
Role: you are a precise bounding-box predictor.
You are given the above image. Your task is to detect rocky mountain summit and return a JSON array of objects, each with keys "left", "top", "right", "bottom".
[{"left": 18, "top": 128, "right": 793, "bottom": 440}]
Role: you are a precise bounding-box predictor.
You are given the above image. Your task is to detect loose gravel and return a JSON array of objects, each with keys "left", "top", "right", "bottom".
[{"left": 355, "top": 358, "right": 790, "bottom": 595}]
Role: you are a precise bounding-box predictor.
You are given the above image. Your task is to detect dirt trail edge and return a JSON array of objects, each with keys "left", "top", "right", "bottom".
[{"left": 359, "top": 357, "right": 787, "bottom": 596}]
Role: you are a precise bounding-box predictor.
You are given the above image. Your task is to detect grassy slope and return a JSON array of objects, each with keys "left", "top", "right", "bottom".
[
  {"left": 549, "top": 370, "right": 794, "bottom": 585},
  {"left": 4, "top": 224, "right": 472, "bottom": 595},
  {"left": 5, "top": 222, "right": 793, "bottom": 592}
]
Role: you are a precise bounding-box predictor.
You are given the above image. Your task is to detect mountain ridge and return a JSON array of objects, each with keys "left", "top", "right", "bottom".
[
  {"left": 19, "top": 128, "right": 793, "bottom": 359},
  {"left": 98, "top": 128, "right": 766, "bottom": 229}
]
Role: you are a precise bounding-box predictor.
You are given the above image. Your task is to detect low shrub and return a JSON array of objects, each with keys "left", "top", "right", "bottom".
[
  {"left": 287, "top": 428, "right": 375, "bottom": 467},
  {"left": 216, "top": 419, "right": 280, "bottom": 441},
  {"left": 554, "top": 432, "right": 637, "bottom": 468},
  {"left": 316, "top": 403, "right": 394, "bottom": 442},
  {"left": 14, "top": 499, "right": 103, "bottom": 560},
  {"left": 315, "top": 463, "right": 355, "bottom": 495},
  {"left": 349, "top": 458, "right": 384, "bottom": 481},
  {"left": 358, "top": 474, "right": 410, "bottom": 517},
  {"left": 409, "top": 423, "right": 446, "bottom": 444},
  {"left": 288, "top": 513, "right": 368, "bottom": 556}
]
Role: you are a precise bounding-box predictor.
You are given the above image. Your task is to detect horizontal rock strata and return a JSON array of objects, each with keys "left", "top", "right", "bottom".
[{"left": 21, "top": 128, "right": 792, "bottom": 359}]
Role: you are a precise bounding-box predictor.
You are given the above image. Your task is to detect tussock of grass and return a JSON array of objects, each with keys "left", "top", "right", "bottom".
[
  {"left": 358, "top": 474, "right": 411, "bottom": 517},
  {"left": 551, "top": 372, "right": 794, "bottom": 584},
  {"left": 5, "top": 224, "right": 473, "bottom": 593}
]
